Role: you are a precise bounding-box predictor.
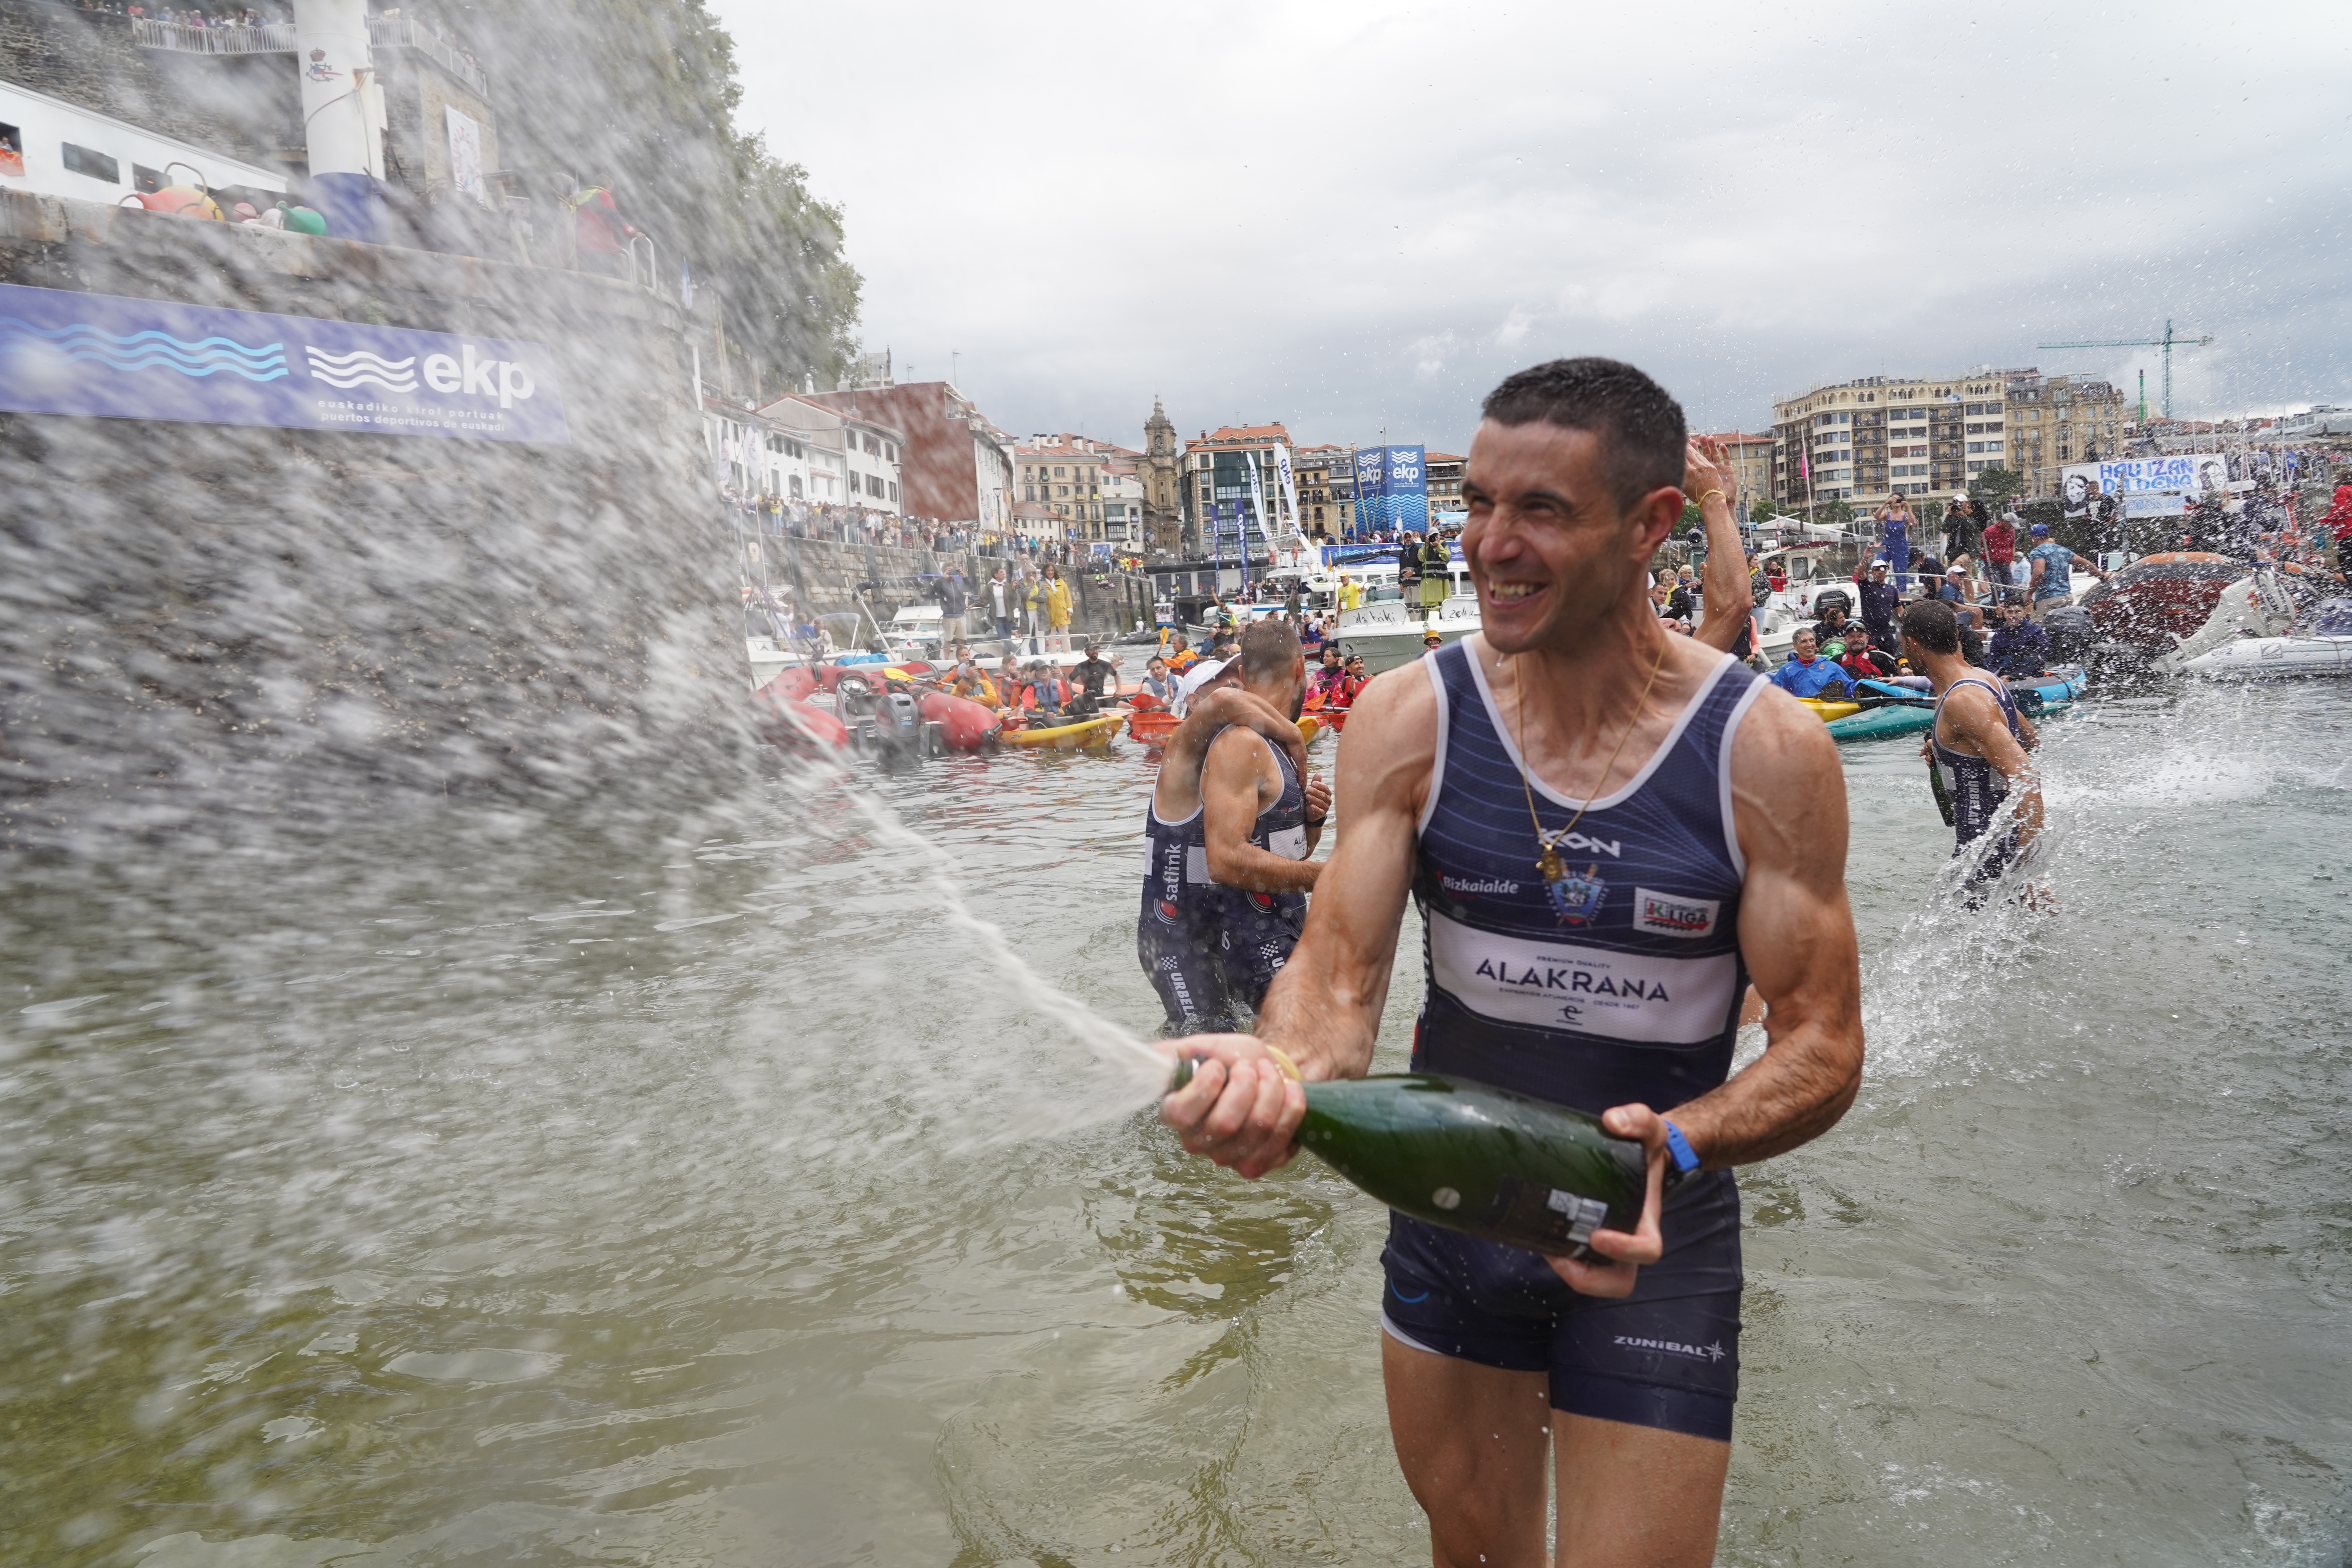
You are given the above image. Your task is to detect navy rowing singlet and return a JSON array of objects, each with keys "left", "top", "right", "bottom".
[
  {"left": 1929, "top": 676, "right": 2023, "bottom": 848},
  {"left": 1411, "top": 641, "right": 1762, "bottom": 1116}
]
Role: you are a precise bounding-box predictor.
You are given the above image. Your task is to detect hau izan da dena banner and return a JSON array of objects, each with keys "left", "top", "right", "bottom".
[{"left": 0, "top": 283, "right": 571, "bottom": 444}]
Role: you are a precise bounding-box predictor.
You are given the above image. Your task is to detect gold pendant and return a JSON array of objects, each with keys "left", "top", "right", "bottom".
[{"left": 1536, "top": 846, "right": 1565, "bottom": 883}]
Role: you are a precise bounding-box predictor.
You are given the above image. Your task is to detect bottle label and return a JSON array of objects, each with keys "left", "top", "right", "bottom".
[{"left": 1487, "top": 1177, "right": 1611, "bottom": 1249}]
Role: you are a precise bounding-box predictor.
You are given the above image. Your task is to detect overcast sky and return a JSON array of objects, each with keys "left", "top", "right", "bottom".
[{"left": 718, "top": 0, "right": 2352, "bottom": 455}]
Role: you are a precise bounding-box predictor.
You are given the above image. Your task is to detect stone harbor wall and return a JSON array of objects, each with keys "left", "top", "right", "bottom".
[{"left": 0, "top": 189, "right": 752, "bottom": 848}]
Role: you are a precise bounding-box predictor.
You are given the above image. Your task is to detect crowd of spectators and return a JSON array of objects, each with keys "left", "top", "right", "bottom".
[{"left": 720, "top": 490, "right": 1131, "bottom": 568}]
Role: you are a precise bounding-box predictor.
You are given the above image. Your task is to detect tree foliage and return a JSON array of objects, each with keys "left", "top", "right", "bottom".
[
  {"left": 451, "top": 0, "right": 862, "bottom": 390},
  {"left": 1968, "top": 465, "right": 2025, "bottom": 517}
]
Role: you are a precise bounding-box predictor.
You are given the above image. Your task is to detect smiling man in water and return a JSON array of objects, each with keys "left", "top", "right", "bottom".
[{"left": 1161, "top": 358, "right": 1865, "bottom": 1568}]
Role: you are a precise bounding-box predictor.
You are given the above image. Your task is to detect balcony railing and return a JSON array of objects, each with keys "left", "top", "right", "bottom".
[{"left": 131, "top": 16, "right": 486, "bottom": 96}]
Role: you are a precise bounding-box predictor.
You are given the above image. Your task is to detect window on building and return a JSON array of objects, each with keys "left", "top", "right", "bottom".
[
  {"left": 885, "top": 443, "right": 896, "bottom": 462},
  {"left": 62, "top": 143, "right": 120, "bottom": 184},
  {"left": 1055, "top": 466, "right": 1066, "bottom": 477},
  {"left": 888, "top": 481, "right": 899, "bottom": 502}
]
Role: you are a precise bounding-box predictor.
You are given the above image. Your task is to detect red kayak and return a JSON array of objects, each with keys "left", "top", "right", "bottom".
[
  {"left": 1128, "top": 710, "right": 1179, "bottom": 744},
  {"left": 917, "top": 689, "right": 1002, "bottom": 751}
]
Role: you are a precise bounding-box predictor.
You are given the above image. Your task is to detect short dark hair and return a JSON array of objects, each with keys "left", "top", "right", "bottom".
[
  {"left": 1238, "top": 619, "right": 1301, "bottom": 681},
  {"left": 1480, "top": 357, "right": 1687, "bottom": 515},
  {"left": 1900, "top": 598, "right": 1960, "bottom": 655}
]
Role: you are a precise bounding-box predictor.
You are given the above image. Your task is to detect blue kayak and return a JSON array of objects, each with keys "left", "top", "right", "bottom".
[{"left": 1820, "top": 666, "right": 2088, "bottom": 742}]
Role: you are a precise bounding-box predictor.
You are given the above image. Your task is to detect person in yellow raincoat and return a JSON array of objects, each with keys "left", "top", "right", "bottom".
[{"left": 1044, "top": 564, "right": 1074, "bottom": 651}]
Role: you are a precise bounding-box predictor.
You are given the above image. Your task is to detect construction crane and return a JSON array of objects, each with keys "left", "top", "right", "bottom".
[{"left": 2036, "top": 320, "right": 2214, "bottom": 421}]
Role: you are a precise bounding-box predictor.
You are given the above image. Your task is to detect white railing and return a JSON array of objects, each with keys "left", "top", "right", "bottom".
[
  {"left": 131, "top": 15, "right": 486, "bottom": 96},
  {"left": 132, "top": 19, "right": 297, "bottom": 54},
  {"left": 367, "top": 15, "right": 486, "bottom": 96}
]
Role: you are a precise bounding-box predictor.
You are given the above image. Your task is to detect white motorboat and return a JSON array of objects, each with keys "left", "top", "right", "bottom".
[
  {"left": 1329, "top": 590, "right": 1480, "bottom": 673},
  {"left": 2183, "top": 596, "right": 2352, "bottom": 677},
  {"left": 2183, "top": 634, "right": 2352, "bottom": 677}
]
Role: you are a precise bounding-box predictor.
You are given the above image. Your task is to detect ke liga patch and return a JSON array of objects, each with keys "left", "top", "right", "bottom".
[{"left": 1633, "top": 888, "right": 1719, "bottom": 938}]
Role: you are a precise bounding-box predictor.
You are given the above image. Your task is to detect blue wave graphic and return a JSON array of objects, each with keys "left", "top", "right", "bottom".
[{"left": 0, "top": 318, "right": 289, "bottom": 382}]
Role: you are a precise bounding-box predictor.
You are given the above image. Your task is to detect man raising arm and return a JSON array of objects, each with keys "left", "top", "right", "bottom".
[
  {"left": 1163, "top": 359, "right": 1863, "bottom": 1568},
  {"left": 1685, "top": 435, "right": 1755, "bottom": 660}
]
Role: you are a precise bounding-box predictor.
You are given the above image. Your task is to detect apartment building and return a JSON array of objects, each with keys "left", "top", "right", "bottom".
[
  {"left": 1697, "top": 432, "right": 1776, "bottom": 511},
  {"left": 1182, "top": 423, "right": 1293, "bottom": 552},
  {"left": 801, "top": 381, "right": 1014, "bottom": 529},
  {"left": 2002, "top": 372, "right": 2129, "bottom": 497},
  {"left": 1426, "top": 452, "right": 1467, "bottom": 524},
  {"left": 1771, "top": 370, "right": 2013, "bottom": 507},
  {"left": 1014, "top": 436, "right": 1109, "bottom": 539},
  {"left": 1293, "top": 443, "right": 1356, "bottom": 535}
]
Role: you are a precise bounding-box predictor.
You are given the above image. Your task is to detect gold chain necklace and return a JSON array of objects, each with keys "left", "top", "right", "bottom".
[{"left": 1514, "top": 637, "right": 1670, "bottom": 882}]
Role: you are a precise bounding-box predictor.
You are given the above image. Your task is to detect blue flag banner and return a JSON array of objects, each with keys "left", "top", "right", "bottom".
[
  {"left": 1385, "top": 444, "right": 1428, "bottom": 535},
  {"left": 1354, "top": 446, "right": 1385, "bottom": 532},
  {"left": 0, "top": 282, "right": 571, "bottom": 444}
]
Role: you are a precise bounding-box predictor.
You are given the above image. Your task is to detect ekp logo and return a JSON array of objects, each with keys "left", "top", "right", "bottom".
[
  {"left": 303, "top": 342, "right": 540, "bottom": 409},
  {"left": 422, "top": 344, "right": 539, "bottom": 408}
]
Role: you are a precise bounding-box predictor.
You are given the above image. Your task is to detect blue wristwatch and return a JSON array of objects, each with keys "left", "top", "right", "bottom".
[{"left": 1662, "top": 1119, "right": 1701, "bottom": 1174}]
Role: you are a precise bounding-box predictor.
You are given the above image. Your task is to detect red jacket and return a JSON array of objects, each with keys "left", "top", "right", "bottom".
[{"left": 2324, "top": 484, "right": 2352, "bottom": 543}]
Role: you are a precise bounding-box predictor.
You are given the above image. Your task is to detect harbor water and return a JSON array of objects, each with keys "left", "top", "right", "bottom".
[{"left": 2, "top": 670, "right": 2348, "bottom": 1566}]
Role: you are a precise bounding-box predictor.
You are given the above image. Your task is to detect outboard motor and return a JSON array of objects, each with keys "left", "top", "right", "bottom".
[
  {"left": 835, "top": 672, "right": 925, "bottom": 756},
  {"left": 2040, "top": 604, "right": 2096, "bottom": 662}
]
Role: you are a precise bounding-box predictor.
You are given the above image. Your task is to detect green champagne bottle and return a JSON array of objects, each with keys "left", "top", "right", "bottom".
[
  {"left": 1169, "top": 1060, "right": 1677, "bottom": 1258},
  {"left": 1927, "top": 754, "right": 1958, "bottom": 828}
]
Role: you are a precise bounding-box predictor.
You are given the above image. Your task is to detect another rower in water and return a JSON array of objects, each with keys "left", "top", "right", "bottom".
[{"left": 1900, "top": 599, "right": 2048, "bottom": 909}]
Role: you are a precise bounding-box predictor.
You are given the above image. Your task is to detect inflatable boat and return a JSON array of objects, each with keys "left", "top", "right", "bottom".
[{"left": 916, "top": 689, "right": 1004, "bottom": 750}]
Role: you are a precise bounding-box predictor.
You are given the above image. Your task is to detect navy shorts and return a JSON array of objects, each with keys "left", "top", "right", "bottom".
[
  {"left": 1136, "top": 891, "right": 1303, "bottom": 1036},
  {"left": 1380, "top": 1169, "right": 1743, "bottom": 1442}
]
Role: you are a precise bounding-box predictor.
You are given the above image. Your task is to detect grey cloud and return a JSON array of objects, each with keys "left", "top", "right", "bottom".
[{"left": 719, "top": 0, "right": 2352, "bottom": 450}]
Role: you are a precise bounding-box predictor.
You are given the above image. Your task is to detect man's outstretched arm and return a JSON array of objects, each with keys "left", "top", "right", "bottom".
[{"left": 1158, "top": 664, "right": 1436, "bottom": 1177}]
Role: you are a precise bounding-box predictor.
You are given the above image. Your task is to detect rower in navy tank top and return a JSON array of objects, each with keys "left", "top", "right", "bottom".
[
  {"left": 1137, "top": 726, "right": 1309, "bottom": 1031},
  {"left": 1160, "top": 358, "right": 1865, "bottom": 1567},
  {"left": 1380, "top": 638, "right": 1760, "bottom": 1442},
  {"left": 1135, "top": 628, "right": 1328, "bottom": 1035}
]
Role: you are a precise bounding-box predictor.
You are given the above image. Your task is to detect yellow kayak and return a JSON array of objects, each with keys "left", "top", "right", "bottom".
[
  {"left": 1798, "top": 699, "right": 1861, "bottom": 723},
  {"left": 1298, "top": 716, "right": 1323, "bottom": 746},
  {"left": 1001, "top": 714, "right": 1122, "bottom": 750}
]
